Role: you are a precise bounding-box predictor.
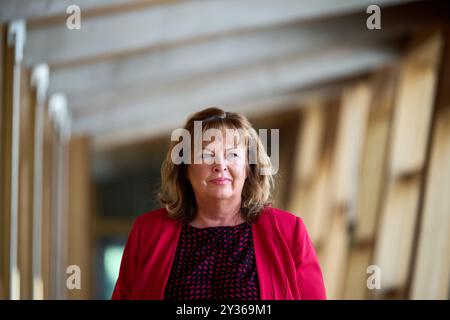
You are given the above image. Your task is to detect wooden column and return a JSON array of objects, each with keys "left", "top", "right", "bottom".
[
  {"left": 67, "top": 135, "right": 92, "bottom": 299},
  {"left": 30, "top": 64, "right": 49, "bottom": 300},
  {"left": 321, "top": 82, "right": 372, "bottom": 299},
  {"left": 410, "top": 26, "right": 450, "bottom": 300},
  {"left": 41, "top": 105, "right": 54, "bottom": 299},
  {"left": 343, "top": 68, "right": 398, "bottom": 299},
  {"left": 288, "top": 100, "right": 326, "bottom": 239},
  {"left": 48, "top": 94, "right": 71, "bottom": 299},
  {"left": 0, "top": 23, "right": 9, "bottom": 300},
  {"left": 287, "top": 98, "right": 339, "bottom": 248},
  {"left": 3, "top": 20, "right": 27, "bottom": 300},
  {"left": 372, "top": 29, "right": 443, "bottom": 298},
  {"left": 17, "top": 66, "right": 34, "bottom": 300}
]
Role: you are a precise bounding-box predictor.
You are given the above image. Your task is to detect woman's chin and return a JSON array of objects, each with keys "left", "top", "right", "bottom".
[{"left": 206, "top": 191, "right": 234, "bottom": 200}]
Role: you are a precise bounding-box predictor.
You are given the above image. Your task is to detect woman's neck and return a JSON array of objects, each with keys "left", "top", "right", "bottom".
[{"left": 191, "top": 201, "right": 244, "bottom": 228}]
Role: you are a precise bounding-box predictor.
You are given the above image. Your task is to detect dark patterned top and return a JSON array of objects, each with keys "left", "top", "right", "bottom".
[{"left": 164, "top": 222, "right": 260, "bottom": 300}]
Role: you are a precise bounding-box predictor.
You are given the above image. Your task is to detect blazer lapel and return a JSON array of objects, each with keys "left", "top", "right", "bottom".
[
  {"left": 139, "top": 216, "right": 182, "bottom": 299},
  {"left": 252, "top": 208, "right": 289, "bottom": 300}
]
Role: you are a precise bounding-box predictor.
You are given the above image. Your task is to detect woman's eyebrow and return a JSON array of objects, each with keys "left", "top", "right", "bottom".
[{"left": 202, "top": 146, "right": 240, "bottom": 152}]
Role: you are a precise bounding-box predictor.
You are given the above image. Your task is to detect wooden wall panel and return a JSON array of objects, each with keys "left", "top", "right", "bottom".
[
  {"left": 301, "top": 158, "right": 333, "bottom": 247},
  {"left": 288, "top": 101, "right": 328, "bottom": 243},
  {"left": 343, "top": 69, "right": 397, "bottom": 299},
  {"left": 343, "top": 246, "right": 372, "bottom": 299},
  {"left": 320, "top": 83, "right": 372, "bottom": 299},
  {"left": 374, "top": 179, "right": 421, "bottom": 292},
  {"left": 319, "top": 209, "right": 349, "bottom": 299},
  {"left": 411, "top": 27, "right": 450, "bottom": 300},
  {"left": 411, "top": 107, "right": 450, "bottom": 299},
  {"left": 288, "top": 99, "right": 339, "bottom": 247},
  {"left": 390, "top": 33, "right": 442, "bottom": 176},
  {"left": 355, "top": 70, "right": 397, "bottom": 242},
  {"left": 373, "top": 30, "right": 443, "bottom": 297},
  {"left": 295, "top": 101, "right": 325, "bottom": 183},
  {"left": 332, "top": 83, "right": 371, "bottom": 210}
]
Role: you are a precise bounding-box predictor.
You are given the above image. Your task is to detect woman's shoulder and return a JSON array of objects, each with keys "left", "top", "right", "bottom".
[
  {"left": 261, "top": 206, "right": 304, "bottom": 226},
  {"left": 257, "top": 207, "right": 308, "bottom": 248}
]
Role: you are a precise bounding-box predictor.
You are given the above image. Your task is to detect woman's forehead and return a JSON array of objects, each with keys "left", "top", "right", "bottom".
[
  {"left": 202, "top": 139, "right": 245, "bottom": 150},
  {"left": 200, "top": 127, "right": 246, "bottom": 149}
]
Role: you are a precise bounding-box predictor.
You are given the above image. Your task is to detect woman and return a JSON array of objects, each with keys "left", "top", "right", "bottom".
[{"left": 112, "top": 107, "right": 326, "bottom": 300}]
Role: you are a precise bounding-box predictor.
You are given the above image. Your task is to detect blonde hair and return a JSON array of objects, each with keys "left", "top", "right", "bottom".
[{"left": 158, "top": 107, "right": 275, "bottom": 223}]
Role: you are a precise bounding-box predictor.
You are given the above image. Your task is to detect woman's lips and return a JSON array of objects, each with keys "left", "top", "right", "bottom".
[{"left": 209, "top": 178, "right": 231, "bottom": 185}]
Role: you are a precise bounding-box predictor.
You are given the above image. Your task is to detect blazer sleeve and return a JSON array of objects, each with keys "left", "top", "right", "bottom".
[
  {"left": 293, "top": 217, "right": 327, "bottom": 300},
  {"left": 111, "top": 218, "right": 141, "bottom": 300}
]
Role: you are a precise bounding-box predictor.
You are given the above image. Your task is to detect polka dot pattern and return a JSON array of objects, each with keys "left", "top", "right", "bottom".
[{"left": 164, "top": 222, "right": 260, "bottom": 300}]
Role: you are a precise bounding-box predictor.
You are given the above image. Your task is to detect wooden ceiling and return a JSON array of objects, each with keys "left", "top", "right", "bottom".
[{"left": 2, "top": 0, "right": 448, "bottom": 151}]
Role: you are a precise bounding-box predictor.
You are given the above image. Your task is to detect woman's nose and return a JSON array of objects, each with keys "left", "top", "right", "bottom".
[{"left": 213, "top": 163, "right": 228, "bottom": 172}]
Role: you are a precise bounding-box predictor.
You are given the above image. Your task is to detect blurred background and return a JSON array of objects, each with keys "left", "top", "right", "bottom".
[{"left": 0, "top": 0, "right": 449, "bottom": 300}]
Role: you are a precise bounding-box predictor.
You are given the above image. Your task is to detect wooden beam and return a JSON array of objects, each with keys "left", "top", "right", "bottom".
[
  {"left": 75, "top": 44, "right": 400, "bottom": 148},
  {"left": 0, "top": 0, "right": 157, "bottom": 24},
  {"left": 48, "top": 8, "right": 412, "bottom": 100},
  {"left": 23, "top": 0, "right": 415, "bottom": 67},
  {"left": 90, "top": 82, "right": 344, "bottom": 177}
]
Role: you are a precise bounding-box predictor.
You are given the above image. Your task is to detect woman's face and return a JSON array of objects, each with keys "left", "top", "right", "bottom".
[{"left": 187, "top": 133, "right": 247, "bottom": 203}]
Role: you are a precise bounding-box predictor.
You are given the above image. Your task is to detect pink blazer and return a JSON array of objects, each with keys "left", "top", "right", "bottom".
[{"left": 112, "top": 206, "right": 326, "bottom": 300}]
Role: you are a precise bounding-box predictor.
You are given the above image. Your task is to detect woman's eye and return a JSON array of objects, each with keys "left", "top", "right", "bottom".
[
  {"left": 227, "top": 152, "right": 239, "bottom": 159},
  {"left": 202, "top": 153, "right": 213, "bottom": 159}
]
